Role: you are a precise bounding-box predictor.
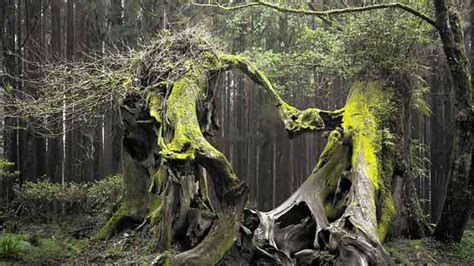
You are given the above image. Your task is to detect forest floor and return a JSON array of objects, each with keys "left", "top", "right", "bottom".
[
  {"left": 0, "top": 216, "right": 473, "bottom": 265},
  {"left": 385, "top": 220, "right": 474, "bottom": 265}
]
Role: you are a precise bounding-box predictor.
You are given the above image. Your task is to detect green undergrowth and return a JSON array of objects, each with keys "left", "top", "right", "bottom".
[
  {"left": 386, "top": 221, "right": 474, "bottom": 265},
  {"left": 10, "top": 175, "right": 122, "bottom": 223},
  {"left": 0, "top": 232, "right": 86, "bottom": 264},
  {"left": 2, "top": 215, "right": 473, "bottom": 265},
  {"left": 0, "top": 176, "right": 124, "bottom": 264}
]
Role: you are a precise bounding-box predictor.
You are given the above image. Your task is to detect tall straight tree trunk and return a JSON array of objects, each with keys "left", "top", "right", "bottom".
[
  {"left": 25, "top": 0, "right": 46, "bottom": 181},
  {"left": 15, "top": 0, "right": 23, "bottom": 185},
  {"left": 3, "top": 0, "right": 18, "bottom": 173},
  {"left": 430, "top": 72, "right": 445, "bottom": 222},
  {"left": 65, "top": 0, "right": 75, "bottom": 181},
  {"left": 66, "top": 0, "right": 74, "bottom": 60},
  {"left": 434, "top": 0, "right": 474, "bottom": 242},
  {"left": 1, "top": 0, "right": 17, "bottom": 202},
  {"left": 110, "top": 0, "right": 123, "bottom": 45},
  {"left": 103, "top": 111, "right": 114, "bottom": 177},
  {"left": 123, "top": 0, "right": 139, "bottom": 47},
  {"left": 19, "top": 0, "right": 45, "bottom": 183},
  {"left": 109, "top": 0, "right": 123, "bottom": 175},
  {"left": 46, "top": 0, "right": 63, "bottom": 183}
]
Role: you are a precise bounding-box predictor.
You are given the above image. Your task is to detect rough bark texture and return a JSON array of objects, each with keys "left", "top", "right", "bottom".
[
  {"left": 90, "top": 33, "right": 414, "bottom": 264},
  {"left": 433, "top": 0, "right": 474, "bottom": 242},
  {"left": 388, "top": 87, "right": 432, "bottom": 239},
  {"left": 93, "top": 34, "right": 338, "bottom": 264},
  {"left": 219, "top": 81, "right": 397, "bottom": 265}
]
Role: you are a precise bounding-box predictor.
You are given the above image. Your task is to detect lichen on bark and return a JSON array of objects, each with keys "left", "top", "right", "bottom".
[
  {"left": 218, "top": 81, "right": 404, "bottom": 265},
  {"left": 61, "top": 30, "right": 421, "bottom": 264},
  {"left": 92, "top": 30, "right": 346, "bottom": 265}
]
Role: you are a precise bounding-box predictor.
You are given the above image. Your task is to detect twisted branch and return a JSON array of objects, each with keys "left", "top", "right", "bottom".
[{"left": 191, "top": 0, "right": 438, "bottom": 29}]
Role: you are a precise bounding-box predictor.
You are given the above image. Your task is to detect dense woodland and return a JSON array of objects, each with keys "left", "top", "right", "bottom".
[{"left": 0, "top": 0, "right": 473, "bottom": 265}]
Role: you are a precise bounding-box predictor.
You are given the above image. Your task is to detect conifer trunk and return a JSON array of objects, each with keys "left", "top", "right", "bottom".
[{"left": 434, "top": 0, "right": 474, "bottom": 242}]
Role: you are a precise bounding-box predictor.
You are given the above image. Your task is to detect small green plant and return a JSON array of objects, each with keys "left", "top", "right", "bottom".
[
  {"left": 0, "top": 233, "right": 86, "bottom": 263},
  {"left": 0, "top": 158, "right": 19, "bottom": 204},
  {"left": 0, "top": 159, "right": 18, "bottom": 180},
  {"left": 12, "top": 175, "right": 122, "bottom": 222},
  {"left": 0, "top": 234, "right": 23, "bottom": 258},
  {"left": 409, "top": 140, "right": 431, "bottom": 194},
  {"left": 453, "top": 230, "right": 474, "bottom": 262},
  {"left": 87, "top": 175, "right": 123, "bottom": 214}
]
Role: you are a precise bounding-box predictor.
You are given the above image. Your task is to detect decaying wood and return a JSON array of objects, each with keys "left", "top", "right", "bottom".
[
  {"left": 6, "top": 30, "right": 417, "bottom": 265},
  {"left": 219, "top": 82, "right": 396, "bottom": 265}
]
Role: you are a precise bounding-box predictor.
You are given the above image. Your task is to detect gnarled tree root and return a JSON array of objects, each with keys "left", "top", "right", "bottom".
[
  {"left": 95, "top": 32, "right": 423, "bottom": 265},
  {"left": 219, "top": 82, "right": 397, "bottom": 265}
]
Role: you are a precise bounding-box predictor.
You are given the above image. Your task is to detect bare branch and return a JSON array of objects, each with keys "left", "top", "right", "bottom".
[
  {"left": 192, "top": 0, "right": 438, "bottom": 29},
  {"left": 1, "top": 28, "right": 224, "bottom": 136},
  {"left": 190, "top": 0, "right": 260, "bottom": 10}
]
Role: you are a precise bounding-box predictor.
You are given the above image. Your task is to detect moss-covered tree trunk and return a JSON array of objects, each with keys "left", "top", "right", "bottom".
[
  {"left": 94, "top": 33, "right": 422, "bottom": 264},
  {"left": 433, "top": 0, "right": 474, "bottom": 242},
  {"left": 220, "top": 81, "right": 401, "bottom": 265}
]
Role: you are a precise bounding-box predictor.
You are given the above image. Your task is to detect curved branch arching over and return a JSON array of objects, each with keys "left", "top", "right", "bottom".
[{"left": 5, "top": 30, "right": 401, "bottom": 264}]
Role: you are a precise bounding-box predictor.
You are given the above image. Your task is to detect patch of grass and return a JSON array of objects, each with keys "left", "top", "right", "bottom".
[
  {"left": 452, "top": 230, "right": 474, "bottom": 262},
  {"left": 0, "top": 234, "right": 24, "bottom": 258},
  {"left": 385, "top": 238, "right": 433, "bottom": 265},
  {"left": 0, "top": 233, "right": 87, "bottom": 264},
  {"left": 386, "top": 225, "right": 474, "bottom": 265},
  {"left": 64, "top": 238, "right": 88, "bottom": 254},
  {"left": 22, "top": 237, "right": 66, "bottom": 262}
]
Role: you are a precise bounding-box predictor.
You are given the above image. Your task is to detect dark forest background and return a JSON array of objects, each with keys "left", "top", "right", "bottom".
[{"left": 0, "top": 0, "right": 460, "bottom": 221}]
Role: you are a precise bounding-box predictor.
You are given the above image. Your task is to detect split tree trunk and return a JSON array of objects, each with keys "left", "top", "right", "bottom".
[
  {"left": 96, "top": 33, "right": 425, "bottom": 264},
  {"left": 220, "top": 81, "right": 399, "bottom": 265}
]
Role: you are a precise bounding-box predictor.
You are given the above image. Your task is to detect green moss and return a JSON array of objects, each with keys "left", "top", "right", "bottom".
[
  {"left": 216, "top": 52, "right": 245, "bottom": 66},
  {"left": 218, "top": 52, "right": 343, "bottom": 136},
  {"left": 385, "top": 223, "right": 474, "bottom": 264},
  {"left": 339, "top": 81, "right": 399, "bottom": 239},
  {"left": 311, "top": 128, "right": 352, "bottom": 220},
  {"left": 315, "top": 128, "right": 343, "bottom": 170},
  {"left": 148, "top": 166, "right": 164, "bottom": 195},
  {"left": 94, "top": 203, "right": 129, "bottom": 240},
  {"left": 159, "top": 62, "right": 237, "bottom": 179},
  {"left": 23, "top": 238, "right": 65, "bottom": 262},
  {"left": 147, "top": 92, "right": 162, "bottom": 123},
  {"left": 122, "top": 77, "right": 133, "bottom": 92},
  {"left": 160, "top": 71, "right": 206, "bottom": 161},
  {"left": 216, "top": 234, "right": 236, "bottom": 260},
  {"left": 217, "top": 52, "right": 284, "bottom": 104},
  {"left": 148, "top": 194, "right": 162, "bottom": 221},
  {"left": 155, "top": 250, "right": 172, "bottom": 266},
  {"left": 378, "top": 193, "right": 395, "bottom": 240},
  {"left": 0, "top": 233, "right": 80, "bottom": 263},
  {"left": 63, "top": 238, "right": 87, "bottom": 253},
  {"left": 342, "top": 81, "right": 392, "bottom": 189},
  {"left": 279, "top": 103, "right": 326, "bottom": 132}
]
